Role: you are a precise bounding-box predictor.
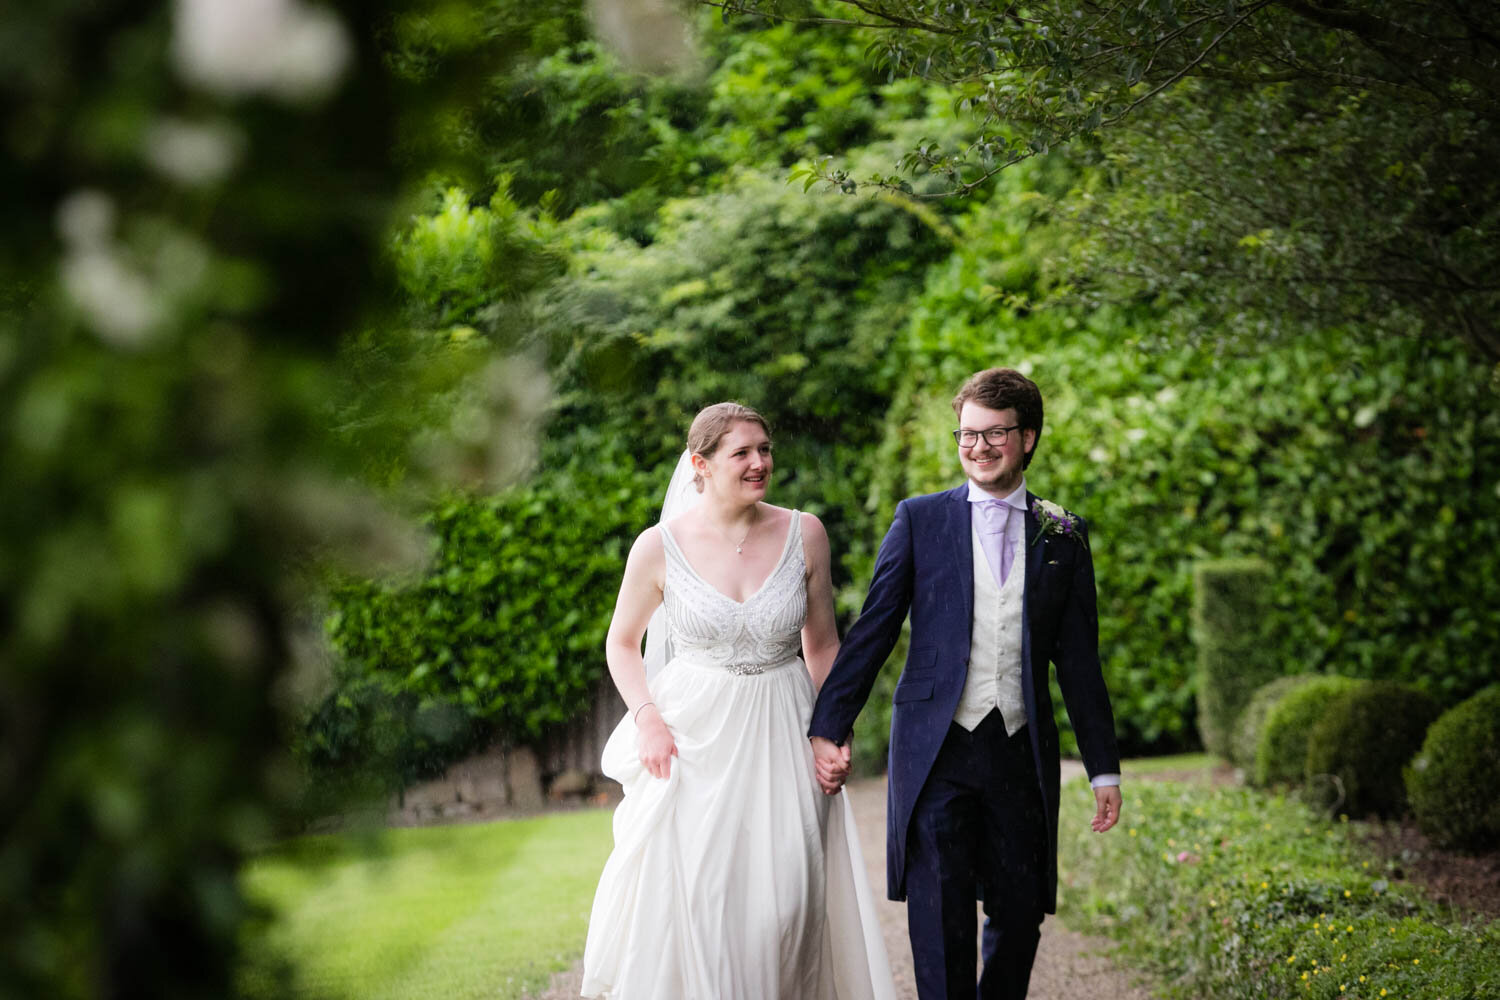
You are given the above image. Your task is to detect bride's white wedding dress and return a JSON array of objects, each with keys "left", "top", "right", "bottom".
[{"left": 581, "top": 512, "right": 896, "bottom": 999}]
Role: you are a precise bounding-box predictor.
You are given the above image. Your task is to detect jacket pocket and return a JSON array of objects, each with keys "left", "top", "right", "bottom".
[{"left": 892, "top": 678, "right": 935, "bottom": 703}]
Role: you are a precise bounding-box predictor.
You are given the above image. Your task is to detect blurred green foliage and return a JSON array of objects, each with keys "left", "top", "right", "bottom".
[{"left": 0, "top": 0, "right": 569, "bottom": 996}]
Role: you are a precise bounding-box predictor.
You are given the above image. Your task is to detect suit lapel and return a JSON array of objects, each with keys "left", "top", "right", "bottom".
[
  {"left": 1021, "top": 490, "right": 1041, "bottom": 729},
  {"left": 1023, "top": 490, "right": 1046, "bottom": 616},
  {"left": 944, "top": 485, "right": 974, "bottom": 628}
]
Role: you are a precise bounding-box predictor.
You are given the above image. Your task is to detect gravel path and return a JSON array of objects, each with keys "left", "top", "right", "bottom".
[{"left": 527, "top": 763, "right": 1153, "bottom": 999}]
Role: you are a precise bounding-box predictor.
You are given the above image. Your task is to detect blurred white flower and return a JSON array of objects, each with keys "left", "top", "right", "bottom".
[
  {"left": 172, "top": 0, "right": 350, "bottom": 101},
  {"left": 144, "top": 118, "right": 244, "bottom": 185},
  {"left": 417, "top": 354, "right": 551, "bottom": 491},
  {"left": 1016, "top": 359, "right": 1035, "bottom": 376},
  {"left": 587, "top": 0, "right": 698, "bottom": 75},
  {"left": 56, "top": 189, "right": 157, "bottom": 346},
  {"left": 55, "top": 190, "right": 210, "bottom": 349},
  {"left": 1126, "top": 428, "right": 1147, "bottom": 443},
  {"left": 60, "top": 247, "right": 159, "bottom": 347},
  {"left": 1089, "top": 447, "right": 1109, "bottom": 464},
  {"left": 1154, "top": 386, "right": 1179, "bottom": 405},
  {"left": 56, "top": 189, "right": 117, "bottom": 248}
]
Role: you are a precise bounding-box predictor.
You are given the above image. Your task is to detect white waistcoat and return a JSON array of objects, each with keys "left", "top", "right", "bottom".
[{"left": 953, "top": 520, "right": 1027, "bottom": 735}]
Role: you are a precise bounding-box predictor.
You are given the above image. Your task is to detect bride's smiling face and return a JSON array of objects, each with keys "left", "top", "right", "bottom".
[{"left": 697, "top": 420, "right": 773, "bottom": 503}]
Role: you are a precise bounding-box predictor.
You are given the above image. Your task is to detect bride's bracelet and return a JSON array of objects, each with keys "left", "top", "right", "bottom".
[{"left": 633, "top": 701, "right": 657, "bottom": 722}]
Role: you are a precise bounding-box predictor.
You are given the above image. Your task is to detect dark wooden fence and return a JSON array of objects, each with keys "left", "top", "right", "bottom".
[{"left": 537, "top": 672, "right": 626, "bottom": 779}]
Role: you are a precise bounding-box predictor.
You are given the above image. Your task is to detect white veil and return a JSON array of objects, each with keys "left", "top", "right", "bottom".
[{"left": 642, "top": 449, "right": 701, "bottom": 681}]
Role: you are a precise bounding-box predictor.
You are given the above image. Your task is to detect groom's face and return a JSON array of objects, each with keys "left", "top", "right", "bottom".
[{"left": 957, "top": 402, "right": 1035, "bottom": 495}]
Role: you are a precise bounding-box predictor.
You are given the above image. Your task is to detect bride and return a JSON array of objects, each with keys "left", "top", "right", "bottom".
[{"left": 580, "top": 402, "right": 896, "bottom": 999}]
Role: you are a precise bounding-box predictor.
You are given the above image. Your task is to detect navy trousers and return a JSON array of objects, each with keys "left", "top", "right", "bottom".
[{"left": 904, "top": 709, "right": 1048, "bottom": 1000}]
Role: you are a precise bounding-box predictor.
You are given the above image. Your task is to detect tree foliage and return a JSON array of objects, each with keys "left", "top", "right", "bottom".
[{"left": 708, "top": 0, "right": 1500, "bottom": 360}]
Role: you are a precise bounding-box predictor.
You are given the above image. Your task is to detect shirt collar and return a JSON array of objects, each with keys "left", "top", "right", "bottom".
[{"left": 966, "top": 478, "right": 1028, "bottom": 509}]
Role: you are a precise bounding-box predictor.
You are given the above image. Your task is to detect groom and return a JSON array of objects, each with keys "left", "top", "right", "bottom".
[{"left": 810, "top": 367, "right": 1122, "bottom": 1000}]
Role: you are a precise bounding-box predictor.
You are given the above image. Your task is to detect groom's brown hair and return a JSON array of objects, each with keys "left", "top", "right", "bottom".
[{"left": 952, "top": 368, "right": 1044, "bottom": 469}]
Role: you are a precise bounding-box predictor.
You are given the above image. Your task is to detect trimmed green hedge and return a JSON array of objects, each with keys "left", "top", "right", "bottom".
[
  {"left": 1406, "top": 686, "right": 1500, "bottom": 850},
  {"left": 1304, "top": 681, "right": 1439, "bottom": 818},
  {"left": 1192, "top": 559, "right": 1275, "bottom": 759},
  {"left": 313, "top": 465, "right": 657, "bottom": 784},
  {"left": 851, "top": 216, "right": 1500, "bottom": 753},
  {"left": 1254, "top": 676, "right": 1363, "bottom": 787}
]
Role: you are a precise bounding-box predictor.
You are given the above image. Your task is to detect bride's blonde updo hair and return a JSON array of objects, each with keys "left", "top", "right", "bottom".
[{"left": 687, "top": 402, "right": 771, "bottom": 492}]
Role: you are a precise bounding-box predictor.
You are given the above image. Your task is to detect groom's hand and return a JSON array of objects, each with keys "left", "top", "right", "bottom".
[
  {"left": 1091, "top": 785, "right": 1122, "bottom": 833},
  {"left": 810, "top": 737, "right": 851, "bottom": 796}
]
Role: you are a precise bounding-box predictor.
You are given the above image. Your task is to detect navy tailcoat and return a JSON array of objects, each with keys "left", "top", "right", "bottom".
[{"left": 808, "top": 484, "right": 1120, "bottom": 912}]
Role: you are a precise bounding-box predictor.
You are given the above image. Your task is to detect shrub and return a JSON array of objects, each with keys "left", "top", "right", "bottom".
[
  {"left": 1192, "top": 559, "right": 1276, "bottom": 759},
  {"left": 1232, "top": 675, "right": 1318, "bottom": 770},
  {"left": 1253, "top": 675, "right": 1363, "bottom": 787},
  {"left": 1303, "top": 681, "right": 1440, "bottom": 818},
  {"left": 1406, "top": 686, "right": 1500, "bottom": 850}
]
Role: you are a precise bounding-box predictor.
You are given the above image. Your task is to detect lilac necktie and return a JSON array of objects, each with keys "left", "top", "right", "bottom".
[{"left": 974, "top": 500, "right": 1014, "bottom": 586}]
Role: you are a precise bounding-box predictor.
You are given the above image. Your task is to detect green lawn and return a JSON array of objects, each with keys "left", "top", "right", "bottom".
[
  {"left": 1118, "top": 752, "right": 1216, "bottom": 778},
  {"left": 239, "top": 809, "right": 615, "bottom": 1000}
]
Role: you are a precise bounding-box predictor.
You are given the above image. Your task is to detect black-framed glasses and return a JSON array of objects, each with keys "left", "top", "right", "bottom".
[{"left": 953, "top": 425, "right": 1021, "bottom": 447}]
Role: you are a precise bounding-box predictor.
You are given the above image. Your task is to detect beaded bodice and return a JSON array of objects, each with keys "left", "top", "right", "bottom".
[{"left": 658, "top": 512, "right": 807, "bottom": 674}]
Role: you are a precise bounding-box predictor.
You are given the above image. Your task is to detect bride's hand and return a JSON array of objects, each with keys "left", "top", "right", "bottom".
[{"left": 635, "top": 706, "right": 678, "bottom": 779}]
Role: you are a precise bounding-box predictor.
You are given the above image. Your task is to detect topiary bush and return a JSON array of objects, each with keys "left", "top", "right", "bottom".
[
  {"left": 1192, "top": 559, "right": 1276, "bottom": 759},
  {"left": 1303, "top": 681, "right": 1440, "bottom": 818},
  {"left": 1253, "top": 675, "right": 1363, "bottom": 787},
  {"left": 1405, "top": 686, "right": 1500, "bottom": 849},
  {"left": 1232, "top": 675, "right": 1317, "bottom": 771}
]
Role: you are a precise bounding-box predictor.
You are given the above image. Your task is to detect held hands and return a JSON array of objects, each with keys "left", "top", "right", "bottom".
[
  {"left": 635, "top": 705, "right": 678, "bottom": 780},
  {"left": 1091, "top": 784, "right": 1122, "bottom": 833},
  {"left": 810, "top": 736, "right": 851, "bottom": 796}
]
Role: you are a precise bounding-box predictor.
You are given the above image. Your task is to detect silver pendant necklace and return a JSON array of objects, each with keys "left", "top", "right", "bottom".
[{"left": 721, "top": 506, "right": 757, "bottom": 555}]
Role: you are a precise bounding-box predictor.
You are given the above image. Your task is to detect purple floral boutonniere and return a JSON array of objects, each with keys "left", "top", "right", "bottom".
[{"left": 1031, "top": 498, "right": 1088, "bottom": 549}]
